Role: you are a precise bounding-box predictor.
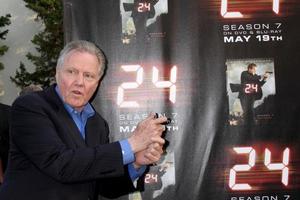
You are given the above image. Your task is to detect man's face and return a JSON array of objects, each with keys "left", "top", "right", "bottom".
[
  {"left": 248, "top": 66, "right": 257, "bottom": 75},
  {"left": 56, "top": 50, "right": 101, "bottom": 111}
]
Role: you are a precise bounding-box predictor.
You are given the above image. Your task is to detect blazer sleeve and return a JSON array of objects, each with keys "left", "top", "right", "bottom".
[
  {"left": 10, "top": 94, "right": 125, "bottom": 183},
  {"left": 96, "top": 165, "right": 137, "bottom": 199}
]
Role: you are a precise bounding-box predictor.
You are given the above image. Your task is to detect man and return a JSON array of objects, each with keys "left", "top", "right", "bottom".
[
  {"left": 0, "top": 40, "right": 167, "bottom": 200},
  {"left": 19, "top": 84, "right": 43, "bottom": 96},
  {"left": 0, "top": 103, "right": 10, "bottom": 184},
  {"left": 238, "top": 63, "right": 269, "bottom": 125}
]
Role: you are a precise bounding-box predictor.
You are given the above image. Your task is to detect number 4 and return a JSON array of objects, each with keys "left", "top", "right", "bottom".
[
  {"left": 264, "top": 148, "right": 290, "bottom": 186},
  {"left": 152, "top": 66, "right": 177, "bottom": 103}
]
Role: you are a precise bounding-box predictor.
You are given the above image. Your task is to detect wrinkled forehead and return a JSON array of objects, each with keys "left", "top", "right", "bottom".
[
  {"left": 67, "top": 49, "right": 101, "bottom": 64},
  {"left": 62, "top": 50, "right": 102, "bottom": 72}
]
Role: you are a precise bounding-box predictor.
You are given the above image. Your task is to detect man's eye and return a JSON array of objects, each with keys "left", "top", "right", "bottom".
[
  {"left": 84, "top": 73, "right": 96, "bottom": 80},
  {"left": 66, "top": 69, "right": 75, "bottom": 74}
]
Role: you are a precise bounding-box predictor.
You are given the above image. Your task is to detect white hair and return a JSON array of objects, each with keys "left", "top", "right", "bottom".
[{"left": 56, "top": 40, "right": 106, "bottom": 77}]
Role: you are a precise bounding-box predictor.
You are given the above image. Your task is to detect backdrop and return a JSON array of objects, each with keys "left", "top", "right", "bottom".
[{"left": 63, "top": 0, "right": 300, "bottom": 199}]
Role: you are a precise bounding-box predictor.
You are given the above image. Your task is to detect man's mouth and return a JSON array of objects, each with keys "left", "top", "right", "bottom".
[{"left": 72, "top": 90, "right": 83, "bottom": 96}]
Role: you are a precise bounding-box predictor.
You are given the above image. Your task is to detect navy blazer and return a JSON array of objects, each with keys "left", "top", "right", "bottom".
[{"left": 0, "top": 85, "right": 135, "bottom": 200}]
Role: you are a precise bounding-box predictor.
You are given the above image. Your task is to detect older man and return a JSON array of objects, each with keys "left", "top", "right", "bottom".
[{"left": 0, "top": 40, "right": 167, "bottom": 200}]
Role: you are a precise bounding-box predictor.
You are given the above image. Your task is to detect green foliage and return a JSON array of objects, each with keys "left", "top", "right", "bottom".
[
  {"left": 0, "top": 14, "right": 11, "bottom": 71},
  {"left": 10, "top": 0, "right": 64, "bottom": 88}
]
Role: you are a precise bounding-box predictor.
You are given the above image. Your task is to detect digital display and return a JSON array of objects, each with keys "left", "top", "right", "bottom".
[
  {"left": 244, "top": 84, "right": 258, "bottom": 94},
  {"left": 220, "top": 0, "right": 280, "bottom": 18},
  {"left": 137, "top": 2, "right": 152, "bottom": 12},
  {"left": 145, "top": 173, "right": 159, "bottom": 184},
  {"left": 117, "top": 64, "right": 177, "bottom": 108},
  {"left": 227, "top": 146, "right": 291, "bottom": 191}
]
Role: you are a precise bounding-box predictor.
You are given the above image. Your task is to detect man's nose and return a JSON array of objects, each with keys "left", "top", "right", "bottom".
[{"left": 75, "top": 73, "right": 84, "bottom": 85}]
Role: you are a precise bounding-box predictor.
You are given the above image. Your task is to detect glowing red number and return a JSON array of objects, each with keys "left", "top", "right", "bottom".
[
  {"left": 117, "top": 65, "right": 177, "bottom": 108},
  {"left": 221, "top": 0, "right": 243, "bottom": 18},
  {"left": 229, "top": 147, "right": 256, "bottom": 190},
  {"left": 152, "top": 66, "right": 177, "bottom": 103},
  {"left": 144, "top": 3, "right": 151, "bottom": 11},
  {"left": 244, "top": 84, "right": 251, "bottom": 93},
  {"left": 273, "top": 0, "right": 280, "bottom": 14},
  {"left": 117, "top": 65, "right": 143, "bottom": 108},
  {"left": 245, "top": 84, "right": 258, "bottom": 93},
  {"left": 138, "top": 3, "right": 151, "bottom": 12},
  {"left": 145, "top": 173, "right": 158, "bottom": 183},
  {"left": 264, "top": 148, "right": 290, "bottom": 186},
  {"left": 229, "top": 147, "right": 290, "bottom": 191},
  {"left": 138, "top": 3, "right": 143, "bottom": 12},
  {"left": 252, "top": 84, "right": 258, "bottom": 93},
  {"left": 221, "top": 0, "right": 280, "bottom": 18}
]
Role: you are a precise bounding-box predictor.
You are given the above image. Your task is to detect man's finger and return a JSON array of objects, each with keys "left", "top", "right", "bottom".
[
  {"left": 152, "top": 116, "right": 168, "bottom": 124},
  {"left": 141, "top": 112, "right": 156, "bottom": 123},
  {"left": 151, "top": 136, "right": 165, "bottom": 145},
  {"left": 145, "top": 152, "right": 160, "bottom": 162},
  {"left": 148, "top": 143, "right": 163, "bottom": 153}
]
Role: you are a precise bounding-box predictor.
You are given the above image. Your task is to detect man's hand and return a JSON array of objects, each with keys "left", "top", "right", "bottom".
[
  {"left": 134, "top": 141, "right": 165, "bottom": 169},
  {"left": 263, "top": 72, "right": 269, "bottom": 80},
  {"left": 128, "top": 113, "right": 167, "bottom": 153}
]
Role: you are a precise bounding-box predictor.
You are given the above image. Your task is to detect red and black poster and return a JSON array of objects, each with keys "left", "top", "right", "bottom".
[{"left": 63, "top": 0, "right": 300, "bottom": 199}]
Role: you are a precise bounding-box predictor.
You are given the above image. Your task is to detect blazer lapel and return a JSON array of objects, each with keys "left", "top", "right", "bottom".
[
  {"left": 57, "top": 107, "right": 87, "bottom": 147},
  {"left": 85, "top": 116, "right": 102, "bottom": 147},
  {"left": 43, "top": 85, "right": 86, "bottom": 148}
]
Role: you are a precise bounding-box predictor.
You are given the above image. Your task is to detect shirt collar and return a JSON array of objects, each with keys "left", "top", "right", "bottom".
[{"left": 55, "top": 85, "right": 95, "bottom": 117}]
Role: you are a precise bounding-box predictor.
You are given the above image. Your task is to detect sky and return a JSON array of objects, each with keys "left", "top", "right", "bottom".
[{"left": 0, "top": 0, "right": 41, "bottom": 105}]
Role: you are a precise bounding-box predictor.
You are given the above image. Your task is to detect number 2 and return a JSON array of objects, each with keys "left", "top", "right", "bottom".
[{"left": 229, "top": 147, "right": 256, "bottom": 190}]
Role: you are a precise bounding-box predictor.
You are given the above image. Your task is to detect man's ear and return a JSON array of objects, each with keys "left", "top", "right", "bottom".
[{"left": 55, "top": 69, "right": 59, "bottom": 83}]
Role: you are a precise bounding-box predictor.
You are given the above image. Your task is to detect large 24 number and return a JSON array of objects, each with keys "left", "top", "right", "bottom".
[
  {"left": 229, "top": 147, "right": 290, "bottom": 190},
  {"left": 117, "top": 65, "right": 177, "bottom": 108},
  {"left": 221, "top": 0, "right": 280, "bottom": 18}
]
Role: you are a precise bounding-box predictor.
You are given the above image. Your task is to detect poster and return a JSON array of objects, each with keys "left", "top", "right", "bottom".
[{"left": 63, "top": 0, "right": 300, "bottom": 199}]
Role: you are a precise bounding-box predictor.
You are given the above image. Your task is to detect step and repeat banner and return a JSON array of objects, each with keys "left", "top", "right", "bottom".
[{"left": 63, "top": 0, "right": 300, "bottom": 199}]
